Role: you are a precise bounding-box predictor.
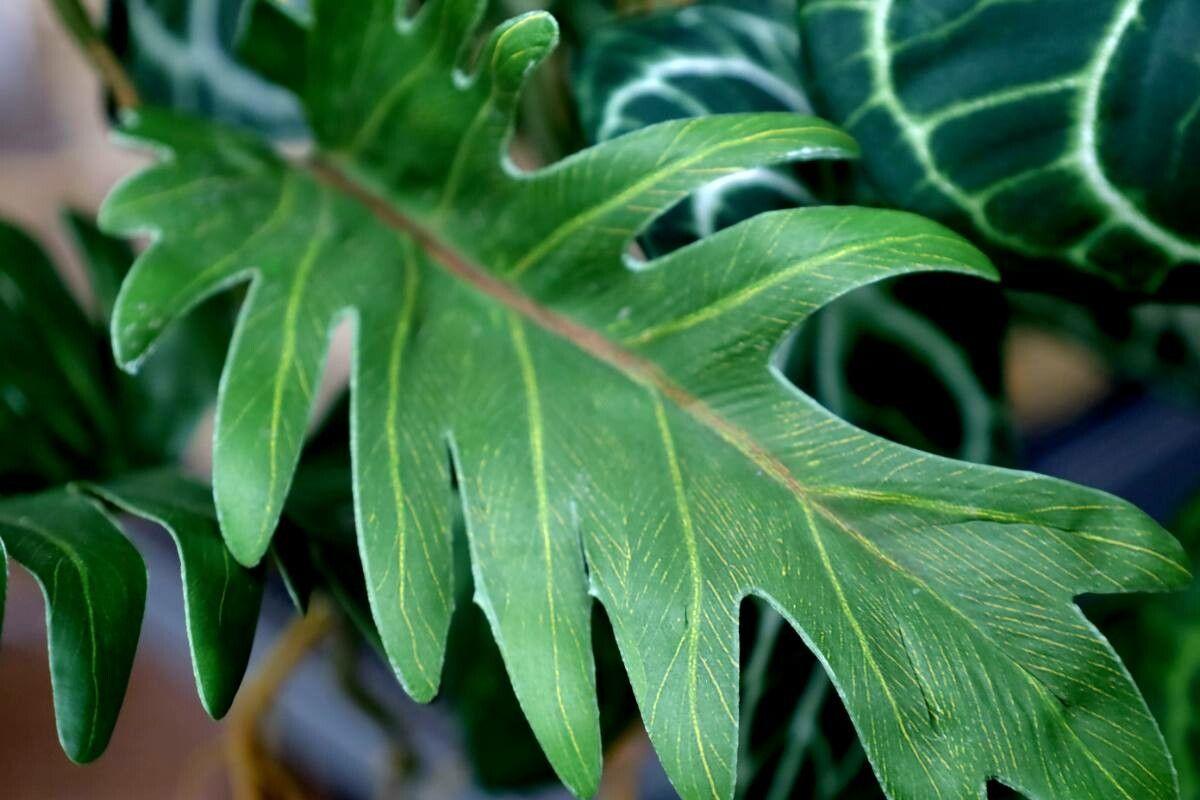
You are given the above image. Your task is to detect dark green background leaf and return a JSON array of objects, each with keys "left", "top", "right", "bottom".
[
  {"left": 0, "top": 490, "right": 146, "bottom": 763},
  {"left": 799, "top": 0, "right": 1200, "bottom": 291},
  {"left": 108, "top": 0, "right": 305, "bottom": 134}
]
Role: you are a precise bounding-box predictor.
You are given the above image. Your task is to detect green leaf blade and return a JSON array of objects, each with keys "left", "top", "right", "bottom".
[
  {"left": 0, "top": 491, "right": 147, "bottom": 763},
  {"left": 0, "top": 221, "right": 118, "bottom": 473},
  {"left": 84, "top": 471, "right": 266, "bottom": 719},
  {"left": 99, "top": 2, "right": 1190, "bottom": 798}
]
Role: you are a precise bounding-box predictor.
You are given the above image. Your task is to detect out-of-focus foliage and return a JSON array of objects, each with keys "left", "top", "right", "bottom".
[
  {"left": 0, "top": 217, "right": 259, "bottom": 761},
  {"left": 108, "top": 0, "right": 304, "bottom": 133},
  {"left": 799, "top": 0, "right": 1200, "bottom": 292}
]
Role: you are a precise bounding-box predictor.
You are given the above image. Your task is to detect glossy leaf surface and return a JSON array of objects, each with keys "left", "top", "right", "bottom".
[
  {"left": 0, "top": 473, "right": 265, "bottom": 760},
  {"left": 800, "top": 0, "right": 1200, "bottom": 290},
  {"left": 102, "top": 2, "right": 1188, "bottom": 798},
  {"left": 0, "top": 491, "right": 146, "bottom": 763}
]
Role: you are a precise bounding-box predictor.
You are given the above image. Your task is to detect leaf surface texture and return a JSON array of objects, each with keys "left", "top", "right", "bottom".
[{"left": 101, "top": 1, "right": 1188, "bottom": 797}]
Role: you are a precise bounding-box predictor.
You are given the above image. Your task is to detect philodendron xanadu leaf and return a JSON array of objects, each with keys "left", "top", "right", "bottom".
[
  {"left": 101, "top": 1, "right": 1188, "bottom": 798},
  {"left": 799, "top": 0, "right": 1200, "bottom": 291}
]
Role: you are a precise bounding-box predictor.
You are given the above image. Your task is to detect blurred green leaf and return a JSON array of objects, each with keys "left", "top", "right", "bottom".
[
  {"left": 0, "top": 220, "right": 121, "bottom": 486},
  {"left": 108, "top": 0, "right": 305, "bottom": 134},
  {"left": 799, "top": 0, "right": 1200, "bottom": 291},
  {"left": 1012, "top": 289, "right": 1200, "bottom": 404}
]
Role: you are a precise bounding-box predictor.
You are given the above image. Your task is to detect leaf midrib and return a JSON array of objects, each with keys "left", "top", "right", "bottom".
[
  {"left": 303, "top": 153, "right": 1196, "bottom": 559},
  {"left": 306, "top": 158, "right": 1184, "bottom": 796},
  {"left": 306, "top": 157, "right": 812, "bottom": 504}
]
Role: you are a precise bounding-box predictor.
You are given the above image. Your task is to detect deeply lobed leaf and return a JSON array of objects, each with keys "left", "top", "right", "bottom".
[{"left": 100, "top": 1, "right": 1190, "bottom": 797}]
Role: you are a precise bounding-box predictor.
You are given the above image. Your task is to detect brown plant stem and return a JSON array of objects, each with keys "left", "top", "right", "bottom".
[
  {"left": 226, "top": 597, "right": 335, "bottom": 800},
  {"left": 47, "top": 0, "right": 141, "bottom": 110}
]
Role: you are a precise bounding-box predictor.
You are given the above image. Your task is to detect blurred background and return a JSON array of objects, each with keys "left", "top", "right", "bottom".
[{"left": 1, "top": 0, "right": 1198, "bottom": 798}]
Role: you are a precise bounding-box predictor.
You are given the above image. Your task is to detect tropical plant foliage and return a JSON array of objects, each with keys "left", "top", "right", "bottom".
[
  {"left": 574, "top": 0, "right": 1010, "bottom": 467},
  {"left": 0, "top": 218, "right": 261, "bottom": 761},
  {"left": 574, "top": 5, "right": 1008, "bottom": 794},
  {"left": 108, "top": 0, "right": 304, "bottom": 133},
  {"left": 90, "top": 1, "right": 1192, "bottom": 798},
  {"left": 1102, "top": 492, "right": 1200, "bottom": 800},
  {"left": 799, "top": 0, "right": 1200, "bottom": 291}
]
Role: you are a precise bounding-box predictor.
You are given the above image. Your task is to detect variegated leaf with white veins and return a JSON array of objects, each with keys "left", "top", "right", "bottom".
[{"left": 799, "top": 0, "right": 1200, "bottom": 290}]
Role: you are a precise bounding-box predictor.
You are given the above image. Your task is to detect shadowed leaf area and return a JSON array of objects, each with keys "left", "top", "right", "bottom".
[{"left": 0, "top": 217, "right": 258, "bottom": 761}]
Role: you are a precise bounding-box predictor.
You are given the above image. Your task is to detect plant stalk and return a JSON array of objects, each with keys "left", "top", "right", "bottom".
[
  {"left": 47, "top": 0, "right": 141, "bottom": 110},
  {"left": 226, "top": 597, "right": 335, "bottom": 800}
]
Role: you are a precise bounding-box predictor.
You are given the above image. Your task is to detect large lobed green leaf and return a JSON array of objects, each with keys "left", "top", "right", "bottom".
[
  {"left": 799, "top": 0, "right": 1200, "bottom": 291},
  {"left": 101, "top": 1, "right": 1188, "bottom": 798}
]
